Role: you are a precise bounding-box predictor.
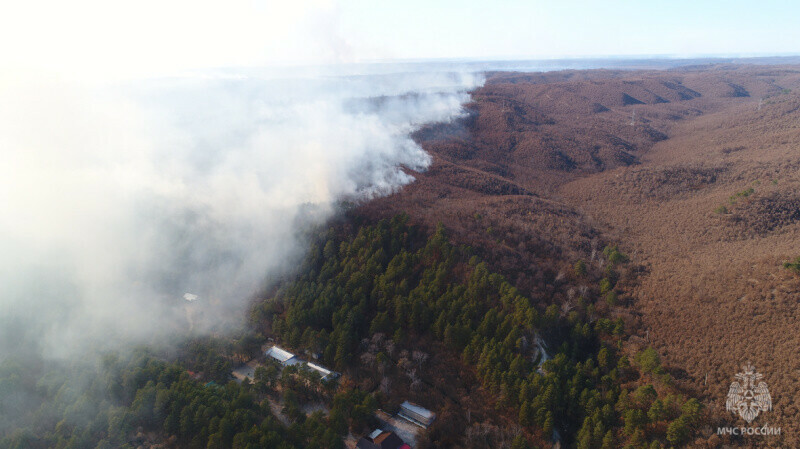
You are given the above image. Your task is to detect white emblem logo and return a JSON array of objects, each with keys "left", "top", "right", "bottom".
[{"left": 725, "top": 363, "right": 772, "bottom": 423}]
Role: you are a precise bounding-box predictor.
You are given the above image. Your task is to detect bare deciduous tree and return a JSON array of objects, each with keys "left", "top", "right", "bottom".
[
  {"left": 360, "top": 352, "right": 376, "bottom": 368},
  {"left": 379, "top": 376, "right": 392, "bottom": 395},
  {"left": 412, "top": 350, "right": 429, "bottom": 368}
]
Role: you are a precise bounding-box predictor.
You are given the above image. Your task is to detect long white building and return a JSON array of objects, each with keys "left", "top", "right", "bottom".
[
  {"left": 265, "top": 345, "right": 340, "bottom": 381},
  {"left": 265, "top": 346, "right": 301, "bottom": 366},
  {"left": 398, "top": 401, "right": 436, "bottom": 428}
]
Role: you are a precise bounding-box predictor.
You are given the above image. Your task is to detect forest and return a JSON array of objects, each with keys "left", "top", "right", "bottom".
[
  {"left": 252, "top": 214, "right": 705, "bottom": 448},
  {"left": 0, "top": 214, "right": 705, "bottom": 449},
  {"left": 5, "top": 63, "right": 800, "bottom": 449}
]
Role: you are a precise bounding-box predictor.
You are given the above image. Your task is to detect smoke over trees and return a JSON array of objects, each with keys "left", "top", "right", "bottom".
[{"left": 0, "top": 68, "right": 483, "bottom": 359}]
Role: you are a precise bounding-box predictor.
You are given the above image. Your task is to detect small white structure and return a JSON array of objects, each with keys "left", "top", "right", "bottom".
[
  {"left": 265, "top": 346, "right": 301, "bottom": 366},
  {"left": 398, "top": 401, "right": 436, "bottom": 428},
  {"left": 532, "top": 333, "right": 550, "bottom": 367},
  {"left": 306, "top": 362, "right": 339, "bottom": 381}
]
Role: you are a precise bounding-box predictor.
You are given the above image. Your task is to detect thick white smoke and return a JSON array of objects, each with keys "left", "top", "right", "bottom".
[{"left": 0, "top": 68, "right": 483, "bottom": 358}]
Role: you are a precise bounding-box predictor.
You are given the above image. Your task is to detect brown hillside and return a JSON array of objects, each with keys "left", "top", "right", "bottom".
[
  {"left": 361, "top": 63, "right": 800, "bottom": 447},
  {"left": 561, "top": 88, "right": 800, "bottom": 447}
]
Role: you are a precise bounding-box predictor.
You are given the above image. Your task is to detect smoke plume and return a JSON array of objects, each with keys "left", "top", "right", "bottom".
[{"left": 0, "top": 67, "right": 483, "bottom": 359}]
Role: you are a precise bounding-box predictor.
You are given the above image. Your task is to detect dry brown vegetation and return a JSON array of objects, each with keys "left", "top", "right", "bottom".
[
  {"left": 561, "top": 83, "right": 800, "bottom": 447},
  {"left": 360, "top": 63, "right": 800, "bottom": 447}
]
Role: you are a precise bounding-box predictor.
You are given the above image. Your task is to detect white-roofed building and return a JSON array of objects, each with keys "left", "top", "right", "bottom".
[
  {"left": 305, "top": 362, "right": 339, "bottom": 381},
  {"left": 398, "top": 401, "right": 436, "bottom": 428},
  {"left": 265, "top": 346, "right": 301, "bottom": 366}
]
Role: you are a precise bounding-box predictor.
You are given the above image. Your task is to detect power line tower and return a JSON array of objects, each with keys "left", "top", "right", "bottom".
[{"left": 629, "top": 108, "right": 636, "bottom": 126}]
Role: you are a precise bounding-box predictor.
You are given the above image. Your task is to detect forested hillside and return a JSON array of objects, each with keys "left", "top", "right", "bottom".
[
  {"left": 252, "top": 215, "right": 705, "bottom": 448},
  {"left": 2, "top": 215, "right": 703, "bottom": 449},
  {"left": 6, "top": 64, "right": 799, "bottom": 448},
  {"left": 361, "top": 64, "right": 800, "bottom": 447}
]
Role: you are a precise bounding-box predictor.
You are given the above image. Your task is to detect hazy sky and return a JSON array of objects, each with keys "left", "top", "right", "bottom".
[
  {"left": 342, "top": 0, "right": 800, "bottom": 60},
  {"left": 2, "top": 0, "right": 798, "bottom": 79}
]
